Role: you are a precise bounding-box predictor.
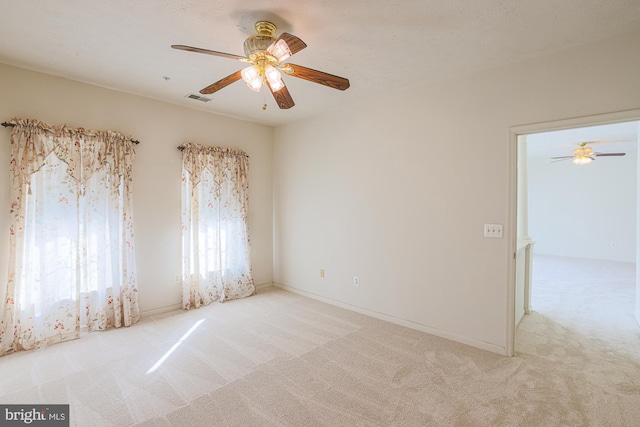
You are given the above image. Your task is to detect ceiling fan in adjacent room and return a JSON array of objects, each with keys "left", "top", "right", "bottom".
[
  {"left": 551, "top": 142, "right": 626, "bottom": 165},
  {"left": 172, "top": 21, "right": 350, "bottom": 110}
]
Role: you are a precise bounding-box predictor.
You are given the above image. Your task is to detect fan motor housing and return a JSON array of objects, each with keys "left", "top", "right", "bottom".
[
  {"left": 244, "top": 35, "right": 274, "bottom": 56},
  {"left": 243, "top": 21, "right": 277, "bottom": 56}
]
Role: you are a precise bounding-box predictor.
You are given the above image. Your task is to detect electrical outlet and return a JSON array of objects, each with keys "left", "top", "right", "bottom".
[
  {"left": 353, "top": 276, "right": 360, "bottom": 287},
  {"left": 483, "top": 223, "right": 503, "bottom": 238},
  {"left": 320, "top": 269, "right": 325, "bottom": 278}
]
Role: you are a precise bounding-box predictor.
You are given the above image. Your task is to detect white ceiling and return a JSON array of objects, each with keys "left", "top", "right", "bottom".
[{"left": 1, "top": 1, "right": 639, "bottom": 126}]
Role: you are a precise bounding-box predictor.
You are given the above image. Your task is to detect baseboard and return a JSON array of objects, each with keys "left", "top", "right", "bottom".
[
  {"left": 140, "top": 282, "right": 274, "bottom": 318},
  {"left": 255, "top": 282, "right": 275, "bottom": 291},
  {"left": 274, "top": 283, "right": 508, "bottom": 356},
  {"left": 140, "top": 303, "right": 182, "bottom": 318}
]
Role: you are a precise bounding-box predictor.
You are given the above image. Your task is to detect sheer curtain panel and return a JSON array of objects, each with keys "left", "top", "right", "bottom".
[
  {"left": 0, "top": 119, "right": 139, "bottom": 356},
  {"left": 181, "top": 142, "right": 255, "bottom": 309}
]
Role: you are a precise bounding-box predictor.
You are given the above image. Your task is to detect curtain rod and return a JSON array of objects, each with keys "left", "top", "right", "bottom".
[
  {"left": 2, "top": 122, "right": 141, "bottom": 145},
  {"left": 177, "top": 146, "right": 249, "bottom": 158}
]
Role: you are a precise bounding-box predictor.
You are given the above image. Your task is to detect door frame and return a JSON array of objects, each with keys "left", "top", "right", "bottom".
[{"left": 506, "top": 108, "right": 640, "bottom": 357}]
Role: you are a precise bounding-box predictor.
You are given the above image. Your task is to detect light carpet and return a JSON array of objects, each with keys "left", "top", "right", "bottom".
[{"left": 0, "top": 255, "right": 638, "bottom": 426}]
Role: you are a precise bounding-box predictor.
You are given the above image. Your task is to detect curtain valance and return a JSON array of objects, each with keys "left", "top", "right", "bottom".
[
  {"left": 179, "top": 142, "right": 249, "bottom": 191},
  {"left": 8, "top": 118, "right": 135, "bottom": 188}
]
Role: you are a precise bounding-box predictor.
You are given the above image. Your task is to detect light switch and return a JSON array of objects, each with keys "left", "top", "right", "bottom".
[{"left": 484, "top": 223, "right": 503, "bottom": 238}]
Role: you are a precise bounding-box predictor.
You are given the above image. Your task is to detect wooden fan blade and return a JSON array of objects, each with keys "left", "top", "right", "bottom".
[
  {"left": 171, "top": 45, "right": 246, "bottom": 61},
  {"left": 594, "top": 152, "right": 626, "bottom": 157},
  {"left": 200, "top": 70, "right": 243, "bottom": 94},
  {"left": 550, "top": 156, "right": 575, "bottom": 159},
  {"left": 276, "top": 33, "right": 307, "bottom": 55},
  {"left": 283, "top": 64, "right": 350, "bottom": 91},
  {"left": 550, "top": 158, "right": 572, "bottom": 163},
  {"left": 267, "top": 81, "right": 295, "bottom": 109}
]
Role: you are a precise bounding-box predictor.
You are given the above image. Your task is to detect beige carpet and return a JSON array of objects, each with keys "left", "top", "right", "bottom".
[{"left": 0, "top": 255, "right": 639, "bottom": 426}]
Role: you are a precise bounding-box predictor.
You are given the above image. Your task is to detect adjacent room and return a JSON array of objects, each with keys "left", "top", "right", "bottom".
[
  {"left": 0, "top": 1, "right": 639, "bottom": 425},
  {"left": 515, "top": 121, "right": 640, "bottom": 327},
  {"left": 514, "top": 122, "right": 640, "bottom": 402}
]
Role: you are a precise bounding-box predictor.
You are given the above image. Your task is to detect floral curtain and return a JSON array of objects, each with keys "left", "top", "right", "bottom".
[
  {"left": 0, "top": 118, "right": 139, "bottom": 356},
  {"left": 180, "top": 142, "right": 255, "bottom": 309}
]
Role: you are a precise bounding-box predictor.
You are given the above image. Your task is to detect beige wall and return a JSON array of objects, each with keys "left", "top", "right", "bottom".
[
  {"left": 0, "top": 64, "right": 274, "bottom": 314},
  {"left": 273, "top": 30, "right": 640, "bottom": 354}
]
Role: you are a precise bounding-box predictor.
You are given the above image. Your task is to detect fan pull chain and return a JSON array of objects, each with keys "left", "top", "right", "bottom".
[{"left": 262, "top": 87, "right": 267, "bottom": 110}]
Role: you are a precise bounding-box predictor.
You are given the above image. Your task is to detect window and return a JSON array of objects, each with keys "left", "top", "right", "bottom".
[
  {"left": 180, "top": 143, "right": 255, "bottom": 308},
  {"left": 0, "top": 119, "right": 139, "bottom": 355}
]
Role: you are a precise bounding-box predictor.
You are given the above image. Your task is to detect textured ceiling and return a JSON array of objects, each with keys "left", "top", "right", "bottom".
[{"left": 1, "top": 0, "right": 639, "bottom": 126}]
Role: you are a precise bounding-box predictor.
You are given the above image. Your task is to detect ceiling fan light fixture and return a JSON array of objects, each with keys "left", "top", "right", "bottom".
[
  {"left": 243, "top": 21, "right": 277, "bottom": 56},
  {"left": 572, "top": 156, "right": 593, "bottom": 165},
  {"left": 172, "top": 19, "right": 350, "bottom": 109},
  {"left": 572, "top": 144, "right": 593, "bottom": 165},
  {"left": 265, "top": 66, "right": 285, "bottom": 91},
  {"left": 267, "top": 39, "right": 291, "bottom": 62},
  {"left": 574, "top": 146, "right": 593, "bottom": 157},
  {"left": 549, "top": 142, "right": 626, "bottom": 165},
  {"left": 241, "top": 65, "right": 263, "bottom": 92}
]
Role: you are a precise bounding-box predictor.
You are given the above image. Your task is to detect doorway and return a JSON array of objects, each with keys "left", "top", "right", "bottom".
[{"left": 507, "top": 110, "right": 640, "bottom": 356}]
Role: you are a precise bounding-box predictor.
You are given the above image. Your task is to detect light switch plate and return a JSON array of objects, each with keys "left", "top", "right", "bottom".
[{"left": 484, "top": 223, "right": 503, "bottom": 238}]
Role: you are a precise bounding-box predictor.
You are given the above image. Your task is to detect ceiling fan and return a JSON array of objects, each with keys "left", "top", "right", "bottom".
[
  {"left": 172, "top": 21, "right": 350, "bottom": 110},
  {"left": 551, "top": 142, "right": 626, "bottom": 165}
]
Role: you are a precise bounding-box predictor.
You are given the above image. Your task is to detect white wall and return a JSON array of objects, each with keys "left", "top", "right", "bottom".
[
  {"left": 273, "top": 30, "right": 640, "bottom": 354},
  {"left": 528, "top": 151, "right": 637, "bottom": 263},
  {"left": 0, "top": 63, "right": 273, "bottom": 314}
]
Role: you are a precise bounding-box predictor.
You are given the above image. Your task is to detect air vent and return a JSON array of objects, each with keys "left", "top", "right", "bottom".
[{"left": 185, "top": 94, "right": 211, "bottom": 103}]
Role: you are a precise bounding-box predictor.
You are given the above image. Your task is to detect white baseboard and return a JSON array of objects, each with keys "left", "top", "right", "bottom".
[
  {"left": 140, "top": 303, "right": 182, "bottom": 318},
  {"left": 255, "top": 282, "right": 275, "bottom": 291},
  {"left": 140, "top": 282, "right": 274, "bottom": 318},
  {"left": 274, "top": 283, "right": 508, "bottom": 356}
]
